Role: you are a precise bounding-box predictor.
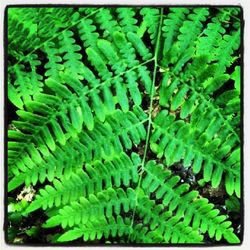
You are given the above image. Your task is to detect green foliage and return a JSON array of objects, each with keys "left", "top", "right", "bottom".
[
  {"left": 150, "top": 110, "right": 240, "bottom": 197},
  {"left": 7, "top": 6, "right": 241, "bottom": 245},
  {"left": 225, "top": 196, "right": 240, "bottom": 212}
]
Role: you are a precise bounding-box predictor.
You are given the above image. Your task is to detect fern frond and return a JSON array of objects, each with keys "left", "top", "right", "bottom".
[
  {"left": 25, "top": 152, "right": 140, "bottom": 213},
  {"left": 214, "top": 29, "right": 240, "bottom": 75},
  {"left": 77, "top": 17, "right": 99, "bottom": 51},
  {"left": 162, "top": 8, "right": 189, "bottom": 59},
  {"left": 95, "top": 8, "right": 121, "bottom": 38},
  {"left": 47, "top": 188, "right": 203, "bottom": 244},
  {"left": 43, "top": 187, "right": 137, "bottom": 229},
  {"left": 58, "top": 30, "right": 85, "bottom": 79},
  {"left": 8, "top": 108, "right": 146, "bottom": 191},
  {"left": 8, "top": 54, "right": 43, "bottom": 108},
  {"left": 8, "top": 8, "right": 40, "bottom": 53},
  {"left": 57, "top": 215, "right": 162, "bottom": 243},
  {"left": 135, "top": 195, "right": 203, "bottom": 243},
  {"left": 139, "top": 8, "right": 160, "bottom": 45},
  {"left": 195, "top": 8, "right": 240, "bottom": 58},
  {"left": 214, "top": 66, "right": 241, "bottom": 135},
  {"left": 112, "top": 31, "right": 139, "bottom": 68},
  {"left": 57, "top": 215, "right": 132, "bottom": 242},
  {"left": 116, "top": 8, "right": 138, "bottom": 34},
  {"left": 141, "top": 160, "right": 240, "bottom": 243},
  {"left": 43, "top": 41, "right": 64, "bottom": 79},
  {"left": 7, "top": 6, "right": 241, "bottom": 245},
  {"left": 159, "top": 55, "right": 240, "bottom": 145},
  {"left": 37, "top": 8, "right": 75, "bottom": 37},
  {"left": 196, "top": 23, "right": 225, "bottom": 57},
  {"left": 168, "top": 8, "right": 209, "bottom": 66},
  {"left": 8, "top": 64, "right": 148, "bottom": 165},
  {"left": 177, "top": 8, "right": 209, "bottom": 51},
  {"left": 150, "top": 110, "right": 240, "bottom": 197}
]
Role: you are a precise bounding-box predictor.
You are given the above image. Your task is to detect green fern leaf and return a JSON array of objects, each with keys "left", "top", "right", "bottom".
[{"left": 7, "top": 6, "right": 241, "bottom": 245}]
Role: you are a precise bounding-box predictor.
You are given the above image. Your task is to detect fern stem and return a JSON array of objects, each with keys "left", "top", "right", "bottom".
[{"left": 128, "top": 8, "right": 164, "bottom": 239}]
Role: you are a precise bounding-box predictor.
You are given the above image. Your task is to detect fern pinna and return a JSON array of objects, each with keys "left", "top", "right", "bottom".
[{"left": 7, "top": 6, "right": 242, "bottom": 244}]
